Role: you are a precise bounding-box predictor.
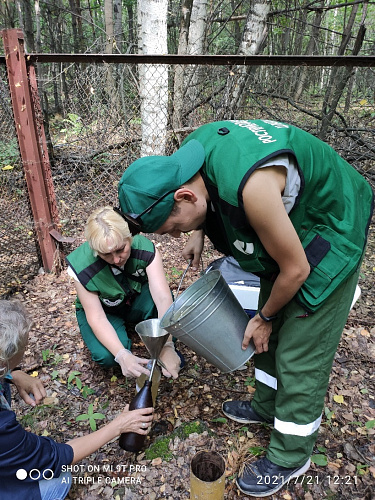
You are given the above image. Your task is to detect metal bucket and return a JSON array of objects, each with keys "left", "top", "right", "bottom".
[{"left": 160, "top": 270, "right": 255, "bottom": 372}]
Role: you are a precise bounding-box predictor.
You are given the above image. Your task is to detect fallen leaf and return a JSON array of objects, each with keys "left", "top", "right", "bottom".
[{"left": 43, "top": 396, "right": 57, "bottom": 405}]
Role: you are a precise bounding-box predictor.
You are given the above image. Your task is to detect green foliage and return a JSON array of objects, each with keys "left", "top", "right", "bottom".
[
  {"left": 244, "top": 376, "right": 256, "bottom": 387},
  {"left": 211, "top": 417, "right": 227, "bottom": 424},
  {"left": 365, "top": 419, "right": 375, "bottom": 429},
  {"left": 175, "top": 420, "right": 208, "bottom": 439},
  {"left": 144, "top": 420, "right": 209, "bottom": 461},
  {"left": 0, "top": 138, "right": 20, "bottom": 167},
  {"left": 67, "top": 370, "right": 95, "bottom": 398},
  {"left": 75, "top": 403, "right": 105, "bottom": 431},
  {"left": 41, "top": 346, "right": 63, "bottom": 365},
  {"left": 311, "top": 445, "right": 329, "bottom": 466},
  {"left": 81, "top": 385, "right": 95, "bottom": 398},
  {"left": 144, "top": 436, "right": 173, "bottom": 461},
  {"left": 60, "top": 113, "right": 84, "bottom": 138},
  {"left": 311, "top": 453, "right": 328, "bottom": 466},
  {"left": 19, "top": 402, "right": 57, "bottom": 432},
  {"left": 68, "top": 370, "right": 82, "bottom": 389},
  {"left": 356, "top": 463, "right": 369, "bottom": 475},
  {"left": 324, "top": 406, "right": 335, "bottom": 425},
  {"left": 248, "top": 446, "right": 267, "bottom": 456}
]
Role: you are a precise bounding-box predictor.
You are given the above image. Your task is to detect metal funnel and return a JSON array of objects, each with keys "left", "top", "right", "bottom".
[{"left": 135, "top": 319, "right": 169, "bottom": 359}]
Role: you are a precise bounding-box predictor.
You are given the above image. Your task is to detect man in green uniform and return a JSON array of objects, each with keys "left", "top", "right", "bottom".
[{"left": 117, "top": 120, "right": 373, "bottom": 497}]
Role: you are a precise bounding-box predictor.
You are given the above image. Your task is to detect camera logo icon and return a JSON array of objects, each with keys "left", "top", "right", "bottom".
[{"left": 16, "top": 468, "right": 54, "bottom": 480}]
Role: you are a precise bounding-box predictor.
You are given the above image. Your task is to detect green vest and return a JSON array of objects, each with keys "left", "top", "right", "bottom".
[
  {"left": 183, "top": 120, "right": 374, "bottom": 311},
  {"left": 66, "top": 235, "right": 155, "bottom": 315}
]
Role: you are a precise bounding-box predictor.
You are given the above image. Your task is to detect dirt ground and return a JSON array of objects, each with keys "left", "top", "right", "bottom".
[{"left": 10, "top": 219, "right": 375, "bottom": 500}]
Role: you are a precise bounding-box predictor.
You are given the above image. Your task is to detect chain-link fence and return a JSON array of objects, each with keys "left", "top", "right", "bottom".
[
  {"left": 0, "top": 65, "right": 40, "bottom": 297},
  {"left": 1, "top": 60, "right": 374, "bottom": 296}
]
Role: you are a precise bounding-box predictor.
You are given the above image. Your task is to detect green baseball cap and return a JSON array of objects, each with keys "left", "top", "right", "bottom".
[{"left": 118, "top": 139, "right": 205, "bottom": 233}]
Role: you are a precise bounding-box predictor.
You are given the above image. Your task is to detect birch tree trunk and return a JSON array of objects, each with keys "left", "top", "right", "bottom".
[{"left": 138, "top": 0, "right": 168, "bottom": 156}]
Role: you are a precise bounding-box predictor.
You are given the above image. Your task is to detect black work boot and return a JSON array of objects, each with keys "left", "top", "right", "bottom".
[
  {"left": 222, "top": 400, "right": 273, "bottom": 425},
  {"left": 236, "top": 456, "right": 311, "bottom": 497}
]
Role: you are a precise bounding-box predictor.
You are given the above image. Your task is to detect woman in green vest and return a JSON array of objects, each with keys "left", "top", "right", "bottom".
[{"left": 66, "top": 206, "right": 181, "bottom": 379}]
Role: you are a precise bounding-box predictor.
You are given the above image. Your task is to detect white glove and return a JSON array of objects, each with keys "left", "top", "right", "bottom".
[{"left": 114, "top": 348, "right": 150, "bottom": 378}]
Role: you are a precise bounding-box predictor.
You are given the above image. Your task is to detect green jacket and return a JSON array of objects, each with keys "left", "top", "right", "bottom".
[
  {"left": 66, "top": 235, "right": 155, "bottom": 315},
  {"left": 183, "top": 120, "right": 374, "bottom": 311}
]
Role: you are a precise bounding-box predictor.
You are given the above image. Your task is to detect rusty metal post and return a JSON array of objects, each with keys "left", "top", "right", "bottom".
[{"left": 1, "top": 28, "right": 59, "bottom": 272}]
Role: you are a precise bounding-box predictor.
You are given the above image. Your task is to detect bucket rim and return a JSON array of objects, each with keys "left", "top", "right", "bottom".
[{"left": 160, "top": 270, "right": 222, "bottom": 329}]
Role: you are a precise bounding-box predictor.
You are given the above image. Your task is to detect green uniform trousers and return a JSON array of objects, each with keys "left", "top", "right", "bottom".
[
  {"left": 76, "top": 282, "right": 157, "bottom": 368},
  {"left": 252, "top": 268, "right": 360, "bottom": 468}
]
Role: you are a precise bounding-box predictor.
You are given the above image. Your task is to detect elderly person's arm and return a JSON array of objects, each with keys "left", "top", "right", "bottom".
[
  {"left": 67, "top": 404, "right": 153, "bottom": 463},
  {"left": 146, "top": 248, "right": 181, "bottom": 379},
  {"left": 75, "top": 282, "right": 150, "bottom": 378}
]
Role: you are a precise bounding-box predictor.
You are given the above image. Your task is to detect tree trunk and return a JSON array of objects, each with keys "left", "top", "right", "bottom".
[
  {"left": 318, "top": 4, "right": 366, "bottom": 140},
  {"left": 104, "top": 0, "right": 114, "bottom": 54},
  {"left": 172, "top": 0, "right": 193, "bottom": 131},
  {"left": 68, "top": 0, "right": 82, "bottom": 53},
  {"left": 185, "top": 0, "right": 208, "bottom": 119},
  {"left": 220, "top": 0, "right": 270, "bottom": 119},
  {"left": 104, "top": 0, "right": 122, "bottom": 114},
  {"left": 137, "top": 0, "right": 168, "bottom": 156},
  {"left": 114, "top": 0, "right": 122, "bottom": 53},
  {"left": 17, "top": 0, "right": 35, "bottom": 52},
  {"left": 294, "top": 4, "right": 323, "bottom": 101},
  {"left": 126, "top": 2, "right": 135, "bottom": 52}
]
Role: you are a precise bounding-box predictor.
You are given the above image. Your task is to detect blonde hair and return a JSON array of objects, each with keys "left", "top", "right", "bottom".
[
  {"left": 85, "top": 206, "right": 132, "bottom": 256},
  {"left": 0, "top": 300, "right": 32, "bottom": 369}
]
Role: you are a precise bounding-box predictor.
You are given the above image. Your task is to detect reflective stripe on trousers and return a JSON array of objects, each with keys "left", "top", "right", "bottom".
[{"left": 251, "top": 269, "right": 359, "bottom": 468}]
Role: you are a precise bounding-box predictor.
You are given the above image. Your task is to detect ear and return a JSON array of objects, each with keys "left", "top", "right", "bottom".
[{"left": 174, "top": 187, "right": 198, "bottom": 203}]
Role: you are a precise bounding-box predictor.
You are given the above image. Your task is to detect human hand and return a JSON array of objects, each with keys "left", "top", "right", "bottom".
[
  {"left": 11, "top": 370, "right": 46, "bottom": 407},
  {"left": 182, "top": 230, "right": 204, "bottom": 270},
  {"left": 115, "top": 348, "right": 150, "bottom": 378},
  {"left": 242, "top": 316, "right": 272, "bottom": 354},
  {"left": 159, "top": 343, "right": 181, "bottom": 379},
  {"left": 115, "top": 404, "right": 154, "bottom": 435}
]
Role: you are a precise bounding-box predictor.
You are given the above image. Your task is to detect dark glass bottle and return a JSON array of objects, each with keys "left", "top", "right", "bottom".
[{"left": 119, "top": 379, "right": 153, "bottom": 452}]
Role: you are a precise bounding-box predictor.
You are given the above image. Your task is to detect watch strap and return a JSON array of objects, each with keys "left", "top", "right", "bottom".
[{"left": 258, "top": 308, "right": 278, "bottom": 322}]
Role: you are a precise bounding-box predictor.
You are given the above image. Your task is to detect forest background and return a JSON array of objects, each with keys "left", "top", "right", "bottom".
[
  {"left": 0, "top": 1, "right": 374, "bottom": 499},
  {"left": 0, "top": 0, "right": 374, "bottom": 288}
]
